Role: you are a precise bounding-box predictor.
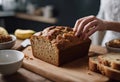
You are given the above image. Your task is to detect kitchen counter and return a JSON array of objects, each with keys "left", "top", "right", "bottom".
[
  {"left": 0, "top": 68, "right": 52, "bottom": 82},
  {"left": 0, "top": 11, "right": 57, "bottom": 24},
  {"left": 0, "top": 40, "right": 119, "bottom": 82},
  {"left": 0, "top": 40, "right": 52, "bottom": 82},
  {"left": 0, "top": 11, "right": 15, "bottom": 18},
  {"left": 15, "top": 13, "right": 57, "bottom": 24}
]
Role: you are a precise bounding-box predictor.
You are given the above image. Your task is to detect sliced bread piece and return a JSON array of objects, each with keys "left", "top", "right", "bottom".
[
  {"left": 98, "top": 53, "right": 120, "bottom": 70},
  {"left": 89, "top": 56, "right": 100, "bottom": 72},
  {"left": 89, "top": 56, "right": 120, "bottom": 80}
]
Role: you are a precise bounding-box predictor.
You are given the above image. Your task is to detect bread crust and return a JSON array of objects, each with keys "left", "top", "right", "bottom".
[
  {"left": 98, "top": 63, "right": 120, "bottom": 80},
  {"left": 31, "top": 26, "right": 91, "bottom": 66},
  {"left": 89, "top": 56, "right": 100, "bottom": 72},
  {"left": 89, "top": 56, "right": 120, "bottom": 80},
  {"left": 98, "top": 53, "right": 120, "bottom": 70}
]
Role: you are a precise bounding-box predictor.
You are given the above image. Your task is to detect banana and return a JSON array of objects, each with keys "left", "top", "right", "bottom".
[
  {"left": 0, "top": 27, "right": 8, "bottom": 35},
  {"left": 14, "top": 29, "right": 35, "bottom": 40}
]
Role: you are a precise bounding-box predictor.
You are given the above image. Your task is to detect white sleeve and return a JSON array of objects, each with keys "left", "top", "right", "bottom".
[{"left": 97, "top": 0, "right": 105, "bottom": 19}]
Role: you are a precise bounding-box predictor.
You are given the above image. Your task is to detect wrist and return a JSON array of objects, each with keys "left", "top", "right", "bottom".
[{"left": 103, "top": 21, "right": 109, "bottom": 30}]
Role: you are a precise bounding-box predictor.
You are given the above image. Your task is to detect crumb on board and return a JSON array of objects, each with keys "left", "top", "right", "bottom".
[
  {"left": 28, "top": 47, "right": 31, "bottom": 51},
  {"left": 28, "top": 48, "right": 31, "bottom": 51},
  {"left": 24, "top": 54, "right": 29, "bottom": 60},
  {"left": 24, "top": 54, "right": 33, "bottom": 60},
  {"left": 30, "top": 58, "right": 33, "bottom": 60},
  {"left": 87, "top": 71, "right": 92, "bottom": 75}
]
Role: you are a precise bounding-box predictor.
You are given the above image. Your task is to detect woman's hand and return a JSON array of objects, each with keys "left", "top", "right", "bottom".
[{"left": 73, "top": 15, "right": 107, "bottom": 40}]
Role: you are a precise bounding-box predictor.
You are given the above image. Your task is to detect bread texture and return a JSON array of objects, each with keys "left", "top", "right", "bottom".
[
  {"left": 98, "top": 53, "right": 120, "bottom": 70},
  {"left": 89, "top": 56, "right": 100, "bottom": 72},
  {"left": 31, "top": 26, "right": 91, "bottom": 66},
  {"left": 108, "top": 39, "right": 120, "bottom": 48},
  {"left": 89, "top": 56, "right": 120, "bottom": 80}
]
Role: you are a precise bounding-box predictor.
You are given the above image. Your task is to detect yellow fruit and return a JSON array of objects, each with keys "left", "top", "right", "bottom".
[
  {"left": 0, "top": 27, "right": 8, "bottom": 35},
  {"left": 14, "top": 29, "right": 35, "bottom": 40}
]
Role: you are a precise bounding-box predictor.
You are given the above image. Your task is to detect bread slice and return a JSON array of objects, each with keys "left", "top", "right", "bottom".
[
  {"left": 89, "top": 56, "right": 100, "bottom": 72},
  {"left": 89, "top": 56, "right": 120, "bottom": 80},
  {"left": 98, "top": 53, "right": 120, "bottom": 70}
]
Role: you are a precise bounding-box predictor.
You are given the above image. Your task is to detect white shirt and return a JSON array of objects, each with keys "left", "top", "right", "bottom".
[{"left": 97, "top": 0, "right": 120, "bottom": 46}]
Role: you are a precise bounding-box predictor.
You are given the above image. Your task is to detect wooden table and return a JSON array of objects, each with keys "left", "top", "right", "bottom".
[
  {"left": 0, "top": 40, "right": 53, "bottom": 82},
  {"left": 0, "top": 68, "right": 52, "bottom": 82},
  {"left": 0, "top": 40, "right": 119, "bottom": 82}
]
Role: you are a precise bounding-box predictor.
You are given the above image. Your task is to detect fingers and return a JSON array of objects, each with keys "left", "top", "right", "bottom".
[
  {"left": 73, "top": 16, "right": 91, "bottom": 32},
  {"left": 74, "top": 15, "right": 96, "bottom": 36},
  {"left": 73, "top": 15, "right": 101, "bottom": 40},
  {"left": 84, "top": 26, "right": 98, "bottom": 40},
  {"left": 73, "top": 17, "right": 86, "bottom": 32},
  {"left": 83, "top": 19, "right": 98, "bottom": 34}
]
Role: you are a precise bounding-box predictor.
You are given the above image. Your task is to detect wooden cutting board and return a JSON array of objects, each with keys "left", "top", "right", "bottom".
[{"left": 22, "top": 45, "right": 109, "bottom": 82}]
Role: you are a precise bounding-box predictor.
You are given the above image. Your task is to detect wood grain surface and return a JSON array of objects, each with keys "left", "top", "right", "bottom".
[{"left": 22, "top": 45, "right": 109, "bottom": 82}]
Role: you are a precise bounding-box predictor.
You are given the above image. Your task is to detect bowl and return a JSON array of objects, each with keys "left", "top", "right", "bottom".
[
  {"left": 0, "top": 50, "right": 24, "bottom": 75},
  {"left": 105, "top": 39, "right": 120, "bottom": 53},
  {"left": 0, "top": 35, "right": 16, "bottom": 49}
]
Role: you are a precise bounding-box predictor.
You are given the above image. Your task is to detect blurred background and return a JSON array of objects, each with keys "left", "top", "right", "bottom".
[{"left": 0, "top": 0, "right": 100, "bottom": 33}]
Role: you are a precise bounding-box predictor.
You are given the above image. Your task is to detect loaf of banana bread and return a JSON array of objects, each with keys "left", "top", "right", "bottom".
[{"left": 30, "top": 26, "right": 91, "bottom": 66}]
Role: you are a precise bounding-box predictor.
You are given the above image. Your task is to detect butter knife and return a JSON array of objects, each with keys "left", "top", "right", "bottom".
[{"left": 17, "top": 39, "right": 31, "bottom": 51}]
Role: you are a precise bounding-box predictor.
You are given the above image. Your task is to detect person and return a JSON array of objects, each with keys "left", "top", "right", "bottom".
[{"left": 73, "top": 0, "right": 120, "bottom": 46}]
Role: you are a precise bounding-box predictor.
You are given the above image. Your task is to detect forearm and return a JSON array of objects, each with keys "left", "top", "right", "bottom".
[{"left": 104, "top": 21, "right": 120, "bottom": 32}]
